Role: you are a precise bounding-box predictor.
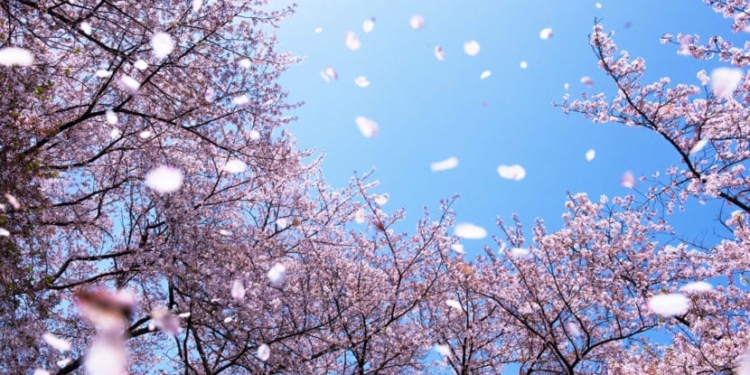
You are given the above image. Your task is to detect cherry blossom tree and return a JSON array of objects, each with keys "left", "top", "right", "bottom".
[{"left": 0, "top": 1, "right": 457, "bottom": 374}]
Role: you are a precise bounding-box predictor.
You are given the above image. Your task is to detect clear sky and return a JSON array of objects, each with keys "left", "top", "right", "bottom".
[{"left": 274, "top": 0, "right": 737, "bottom": 256}]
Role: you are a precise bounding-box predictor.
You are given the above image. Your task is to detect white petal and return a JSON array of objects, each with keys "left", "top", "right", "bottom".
[
  {"left": 510, "top": 248, "right": 530, "bottom": 257},
  {"left": 268, "top": 263, "right": 287, "bottom": 286},
  {"left": 480, "top": 70, "right": 491, "bottom": 80},
  {"left": 319, "top": 71, "right": 330, "bottom": 82},
  {"left": 325, "top": 66, "right": 338, "bottom": 80},
  {"left": 565, "top": 322, "right": 582, "bottom": 336},
  {"left": 434, "top": 344, "right": 451, "bottom": 357},
  {"left": 463, "top": 40, "right": 480, "bottom": 56},
  {"left": 34, "top": 370, "right": 50, "bottom": 375},
  {"left": 223, "top": 317, "right": 233, "bottom": 323},
  {"left": 620, "top": 171, "right": 636, "bottom": 188},
  {"left": 84, "top": 340, "right": 126, "bottom": 375},
  {"left": 446, "top": 299, "right": 463, "bottom": 311},
  {"left": 454, "top": 223, "right": 487, "bottom": 240},
  {"left": 595, "top": 2, "right": 602, "bottom": 8},
  {"left": 689, "top": 139, "right": 709, "bottom": 155},
  {"left": 218, "top": 229, "right": 233, "bottom": 236},
  {"left": 145, "top": 166, "right": 183, "bottom": 194},
  {"left": 564, "top": 82, "right": 570, "bottom": 90},
  {"left": 139, "top": 130, "right": 152, "bottom": 139},
  {"left": 580, "top": 76, "right": 594, "bottom": 87},
  {"left": 231, "top": 280, "right": 245, "bottom": 301},
  {"left": 0, "top": 228, "right": 10, "bottom": 236},
  {"left": 410, "top": 15, "right": 424, "bottom": 30},
  {"left": 430, "top": 157, "right": 459, "bottom": 172},
  {"left": 222, "top": 159, "right": 247, "bottom": 173},
  {"left": 192, "top": 0, "right": 203, "bottom": 12},
  {"left": 42, "top": 333, "right": 71, "bottom": 352},
  {"left": 276, "top": 218, "right": 288, "bottom": 229},
  {"left": 0, "top": 47, "right": 34, "bottom": 67},
  {"left": 133, "top": 59, "right": 148, "bottom": 70},
  {"left": 233, "top": 95, "right": 250, "bottom": 106},
  {"left": 109, "top": 128, "right": 121, "bottom": 139},
  {"left": 249, "top": 130, "right": 261, "bottom": 140},
  {"left": 57, "top": 359, "right": 72, "bottom": 368},
  {"left": 539, "top": 28, "right": 554, "bottom": 40},
  {"left": 434, "top": 46, "right": 445, "bottom": 61},
  {"left": 363, "top": 18, "right": 375, "bottom": 33},
  {"left": 711, "top": 67, "right": 743, "bottom": 99},
  {"left": 497, "top": 165, "right": 526, "bottom": 180},
  {"left": 5, "top": 194, "right": 20, "bottom": 210},
  {"left": 96, "top": 70, "right": 112, "bottom": 78},
  {"left": 117, "top": 75, "right": 140, "bottom": 93},
  {"left": 314, "top": 27, "right": 323, "bottom": 34},
  {"left": 354, "top": 76, "right": 370, "bottom": 88},
  {"left": 151, "top": 32, "right": 175, "bottom": 58},
  {"left": 355, "top": 116, "right": 378, "bottom": 138},
  {"left": 178, "top": 312, "right": 191, "bottom": 318},
  {"left": 354, "top": 208, "right": 366, "bottom": 223},
  {"left": 239, "top": 58, "right": 251, "bottom": 68},
  {"left": 373, "top": 194, "right": 388, "bottom": 206},
  {"left": 257, "top": 344, "right": 271, "bottom": 361},
  {"left": 80, "top": 22, "right": 92, "bottom": 35},
  {"left": 345, "top": 31, "right": 361, "bottom": 51},
  {"left": 105, "top": 110, "right": 118, "bottom": 125},
  {"left": 647, "top": 293, "right": 690, "bottom": 317},
  {"left": 520, "top": 61, "right": 528, "bottom": 69},
  {"left": 585, "top": 149, "right": 596, "bottom": 161},
  {"left": 680, "top": 281, "right": 713, "bottom": 293},
  {"left": 450, "top": 243, "right": 465, "bottom": 254}
]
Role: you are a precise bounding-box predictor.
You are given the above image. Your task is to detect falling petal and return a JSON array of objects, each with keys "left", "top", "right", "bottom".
[
  {"left": 257, "top": 344, "right": 271, "bottom": 361},
  {"left": 0, "top": 228, "right": 9, "bottom": 236},
  {"left": 595, "top": 2, "right": 602, "bottom": 8},
  {"left": 480, "top": 70, "right": 491, "bottom": 80},
  {"left": 96, "top": 70, "right": 112, "bottom": 78},
  {"left": 105, "top": 110, "right": 118, "bottom": 125},
  {"left": 354, "top": 208, "right": 366, "bottom": 223},
  {"left": 204, "top": 87, "right": 215, "bottom": 102},
  {"left": 109, "top": 128, "right": 121, "bottom": 139},
  {"left": 276, "top": 218, "right": 288, "bottom": 229},
  {"left": 84, "top": 340, "right": 126, "bottom": 375},
  {"left": 689, "top": 139, "right": 709, "bottom": 155},
  {"left": 249, "top": 130, "right": 261, "bottom": 140},
  {"left": 355, "top": 116, "right": 378, "bottom": 138},
  {"left": 133, "top": 59, "right": 148, "bottom": 70},
  {"left": 345, "top": 31, "right": 361, "bottom": 51},
  {"left": 373, "top": 194, "right": 388, "bottom": 206},
  {"left": 5, "top": 194, "right": 20, "bottom": 210},
  {"left": 150, "top": 306, "right": 181, "bottom": 335},
  {"left": 231, "top": 280, "right": 245, "bottom": 301},
  {"left": 434, "top": 344, "right": 451, "bottom": 357},
  {"left": 565, "top": 322, "right": 582, "bottom": 336},
  {"left": 564, "top": 82, "right": 570, "bottom": 90},
  {"left": 410, "top": 15, "right": 424, "bottom": 30},
  {"left": 454, "top": 223, "right": 487, "bottom": 240},
  {"left": 585, "top": 149, "right": 596, "bottom": 161},
  {"left": 539, "top": 28, "right": 554, "bottom": 40},
  {"left": 620, "top": 171, "right": 636, "bottom": 188},
  {"left": 222, "top": 159, "right": 247, "bottom": 173},
  {"left": 239, "top": 58, "right": 251, "bottom": 68},
  {"left": 139, "top": 130, "right": 152, "bottom": 139},
  {"left": 446, "top": 299, "right": 463, "bottom": 311},
  {"left": 711, "top": 67, "right": 743, "bottom": 99},
  {"left": 0, "top": 47, "right": 34, "bottom": 67},
  {"left": 497, "top": 165, "right": 526, "bottom": 180},
  {"left": 647, "top": 293, "right": 690, "bottom": 317},
  {"left": 268, "top": 263, "right": 287, "bottom": 286},
  {"left": 580, "top": 76, "right": 594, "bottom": 87},
  {"left": 218, "top": 229, "right": 232, "bottom": 236},
  {"left": 223, "top": 317, "right": 233, "bottom": 323},
  {"left": 117, "top": 75, "right": 140, "bottom": 93},
  {"left": 680, "top": 281, "right": 713, "bottom": 292},
  {"left": 34, "top": 370, "right": 50, "bottom": 375},
  {"left": 192, "top": 0, "right": 203, "bottom": 12},
  {"left": 363, "top": 18, "right": 375, "bottom": 33},
  {"left": 80, "top": 22, "right": 92, "bottom": 35},
  {"left": 325, "top": 66, "right": 338, "bottom": 80},
  {"left": 510, "top": 248, "right": 530, "bottom": 257},
  {"left": 463, "top": 40, "right": 480, "bottom": 56},
  {"left": 145, "top": 166, "right": 183, "bottom": 194},
  {"left": 319, "top": 71, "right": 330, "bottom": 82},
  {"left": 434, "top": 46, "right": 445, "bottom": 61},
  {"left": 178, "top": 312, "right": 191, "bottom": 318},
  {"left": 233, "top": 95, "right": 250, "bottom": 106},
  {"left": 57, "top": 359, "right": 72, "bottom": 368},
  {"left": 520, "top": 61, "right": 528, "bottom": 69},
  {"left": 354, "top": 76, "right": 370, "bottom": 88},
  {"left": 42, "top": 333, "right": 71, "bottom": 352},
  {"left": 314, "top": 27, "right": 323, "bottom": 33},
  {"left": 450, "top": 243, "right": 465, "bottom": 255},
  {"left": 151, "top": 32, "right": 175, "bottom": 58},
  {"left": 430, "top": 157, "right": 459, "bottom": 172}
]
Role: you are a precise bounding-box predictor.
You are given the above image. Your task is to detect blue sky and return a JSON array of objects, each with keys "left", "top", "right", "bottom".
[{"left": 274, "top": 0, "right": 737, "bottom": 255}]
